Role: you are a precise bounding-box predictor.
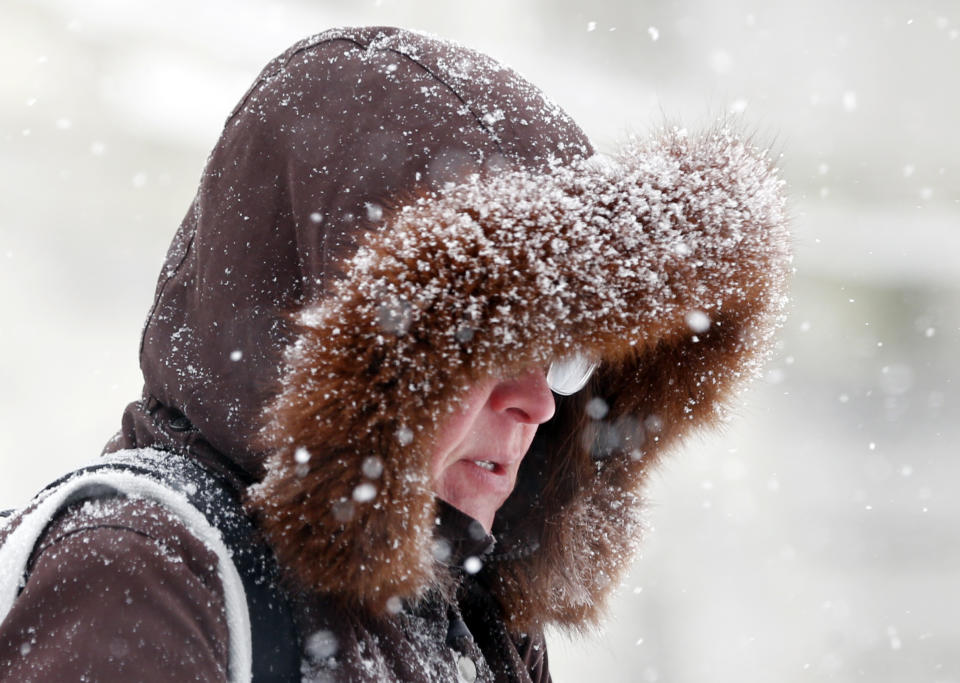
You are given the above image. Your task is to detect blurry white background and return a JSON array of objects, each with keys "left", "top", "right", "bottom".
[{"left": 2, "top": 1, "right": 957, "bottom": 681}]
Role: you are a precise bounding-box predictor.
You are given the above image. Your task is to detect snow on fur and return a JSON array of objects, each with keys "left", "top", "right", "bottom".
[{"left": 247, "top": 126, "right": 791, "bottom": 629}]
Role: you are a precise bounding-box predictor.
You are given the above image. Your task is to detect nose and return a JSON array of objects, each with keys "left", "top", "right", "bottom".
[{"left": 488, "top": 368, "right": 556, "bottom": 424}]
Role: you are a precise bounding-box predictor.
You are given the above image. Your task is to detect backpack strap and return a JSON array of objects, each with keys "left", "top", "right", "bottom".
[{"left": 0, "top": 448, "right": 300, "bottom": 682}]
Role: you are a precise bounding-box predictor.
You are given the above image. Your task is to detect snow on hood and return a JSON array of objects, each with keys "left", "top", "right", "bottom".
[
  {"left": 119, "top": 25, "right": 789, "bottom": 631},
  {"left": 129, "top": 26, "right": 591, "bottom": 478},
  {"left": 248, "top": 124, "right": 791, "bottom": 630}
]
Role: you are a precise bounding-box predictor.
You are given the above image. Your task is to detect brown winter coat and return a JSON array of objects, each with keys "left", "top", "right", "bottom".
[{"left": 0, "top": 26, "right": 789, "bottom": 682}]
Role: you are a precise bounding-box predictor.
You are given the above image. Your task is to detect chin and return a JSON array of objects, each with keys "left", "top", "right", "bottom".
[
  {"left": 455, "top": 502, "right": 494, "bottom": 531},
  {"left": 436, "top": 465, "right": 510, "bottom": 532},
  {"left": 442, "top": 495, "right": 497, "bottom": 532}
]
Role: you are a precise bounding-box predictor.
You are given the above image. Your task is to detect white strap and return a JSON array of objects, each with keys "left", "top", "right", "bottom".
[{"left": 0, "top": 468, "right": 252, "bottom": 683}]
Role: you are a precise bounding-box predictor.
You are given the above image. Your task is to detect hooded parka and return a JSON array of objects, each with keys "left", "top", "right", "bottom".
[{"left": 0, "top": 26, "right": 790, "bottom": 682}]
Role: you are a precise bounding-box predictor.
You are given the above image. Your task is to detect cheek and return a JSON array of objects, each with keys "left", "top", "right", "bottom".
[
  {"left": 429, "top": 413, "right": 471, "bottom": 479},
  {"left": 429, "top": 384, "right": 495, "bottom": 479}
]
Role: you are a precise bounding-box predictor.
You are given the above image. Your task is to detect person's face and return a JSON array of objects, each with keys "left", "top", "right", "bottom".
[{"left": 430, "top": 368, "right": 556, "bottom": 532}]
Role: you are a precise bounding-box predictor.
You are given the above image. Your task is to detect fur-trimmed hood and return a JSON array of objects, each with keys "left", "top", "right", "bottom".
[
  {"left": 249, "top": 128, "right": 790, "bottom": 630},
  {"left": 118, "top": 26, "right": 789, "bottom": 634},
  {"left": 118, "top": 26, "right": 590, "bottom": 481}
]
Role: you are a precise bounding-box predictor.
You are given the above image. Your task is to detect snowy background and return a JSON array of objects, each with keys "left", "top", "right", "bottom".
[{"left": 2, "top": 0, "right": 957, "bottom": 681}]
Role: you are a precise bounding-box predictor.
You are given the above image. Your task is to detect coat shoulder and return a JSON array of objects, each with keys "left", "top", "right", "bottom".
[{"left": 0, "top": 497, "right": 229, "bottom": 682}]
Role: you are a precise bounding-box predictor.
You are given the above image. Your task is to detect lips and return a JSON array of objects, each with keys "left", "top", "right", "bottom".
[
  {"left": 467, "top": 454, "right": 521, "bottom": 477},
  {"left": 456, "top": 456, "right": 517, "bottom": 496},
  {"left": 460, "top": 457, "right": 516, "bottom": 484}
]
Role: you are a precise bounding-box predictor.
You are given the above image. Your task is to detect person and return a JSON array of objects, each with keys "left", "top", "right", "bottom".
[{"left": 0, "top": 26, "right": 790, "bottom": 682}]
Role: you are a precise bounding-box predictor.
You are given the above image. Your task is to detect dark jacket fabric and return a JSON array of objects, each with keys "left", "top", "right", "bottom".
[
  {"left": 0, "top": 25, "right": 790, "bottom": 682},
  {"left": 1, "top": 496, "right": 231, "bottom": 682}
]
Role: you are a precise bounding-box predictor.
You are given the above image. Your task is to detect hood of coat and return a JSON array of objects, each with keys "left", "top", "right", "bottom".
[
  {"left": 247, "top": 131, "right": 791, "bottom": 629},
  {"left": 120, "top": 26, "right": 790, "bottom": 632},
  {"left": 119, "top": 26, "right": 591, "bottom": 480}
]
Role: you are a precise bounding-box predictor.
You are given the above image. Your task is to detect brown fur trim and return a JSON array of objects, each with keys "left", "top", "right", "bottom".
[{"left": 246, "top": 126, "right": 791, "bottom": 625}]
